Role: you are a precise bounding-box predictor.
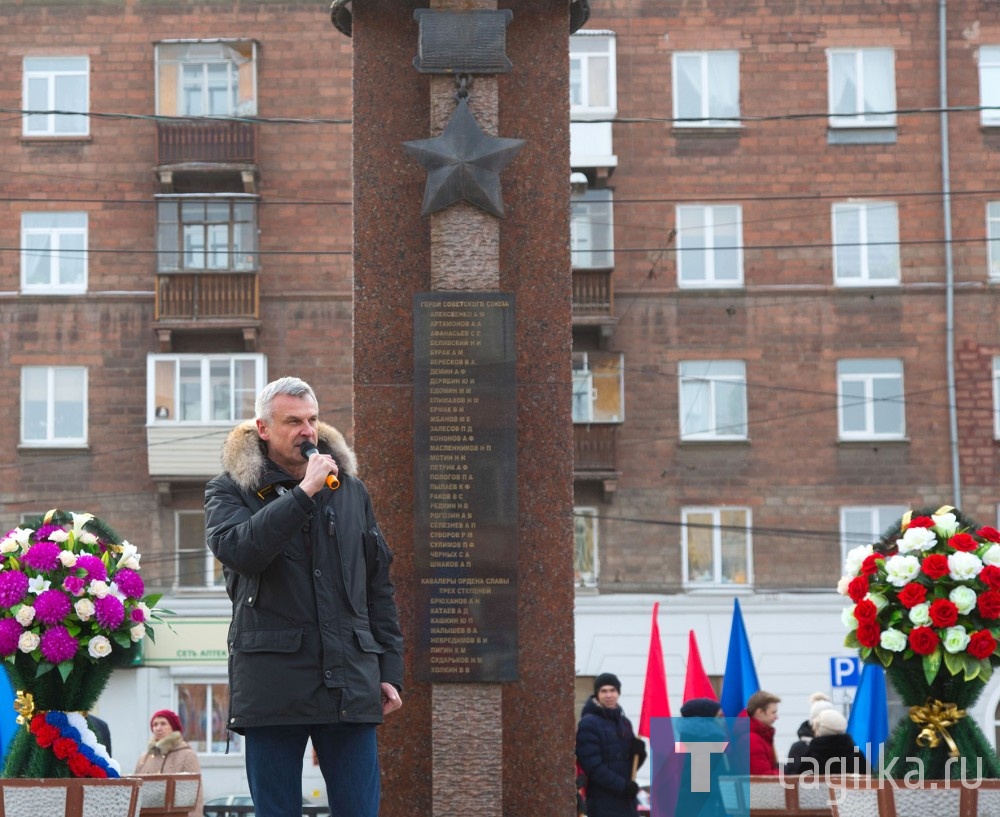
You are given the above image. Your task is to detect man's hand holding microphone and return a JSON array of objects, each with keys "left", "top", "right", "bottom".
[{"left": 299, "top": 441, "right": 340, "bottom": 497}]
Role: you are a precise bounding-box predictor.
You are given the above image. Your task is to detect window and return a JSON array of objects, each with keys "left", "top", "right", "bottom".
[
  {"left": 679, "top": 360, "right": 747, "bottom": 440},
  {"left": 21, "top": 212, "right": 88, "bottom": 293},
  {"left": 682, "top": 507, "right": 752, "bottom": 586},
  {"left": 148, "top": 354, "right": 265, "bottom": 423},
  {"left": 21, "top": 366, "right": 87, "bottom": 446},
  {"left": 672, "top": 51, "right": 740, "bottom": 127},
  {"left": 176, "top": 681, "right": 242, "bottom": 754},
  {"left": 827, "top": 48, "right": 896, "bottom": 128},
  {"left": 570, "top": 33, "right": 616, "bottom": 119},
  {"left": 832, "top": 202, "right": 900, "bottom": 285},
  {"left": 157, "top": 197, "right": 258, "bottom": 272},
  {"left": 176, "top": 511, "right": 223, "bottom": 589},
  {"left": 571, "top": 189, "right": 613, "bottom": 268},
  {"left": 988, "top": 202, "right": 1000, "bottom": 280},
  {"left": 837, "top": 359, "right": 905, "bottom": 440},
  {"left": 156, "top": 41, "right": 257, "bottom": 117},
  {"left": 572, "top": 351, "right": 624, "bottom": 423},
  {"left": 840, "top": 505, "right": 907, "bottom": 565},
  {"left": 980, "top": 47, "right": 1000, "bottom": 127},
  {"left": 22, "top": 57, "right": 89, "bottom": 136},
  {"left": 574, "top": 507, "right": 598, "bottom": 587},
  {"left": 676, "top": 205, "right": 743, "bottom": 288}
]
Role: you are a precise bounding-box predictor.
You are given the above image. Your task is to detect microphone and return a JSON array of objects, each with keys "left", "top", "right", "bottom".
[{"left": 299, "top": 441, "right": 340, "bottom": 490}]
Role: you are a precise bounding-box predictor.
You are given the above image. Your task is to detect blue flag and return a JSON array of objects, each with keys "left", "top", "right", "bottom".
[
  {"left": 719, "top": 599, "right": 760, "bottom": 717},
  {"left": 846, "top": 661, "right": 889, "bottom": 767}
]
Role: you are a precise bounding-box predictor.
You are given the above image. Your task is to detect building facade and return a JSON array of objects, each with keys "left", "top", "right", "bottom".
[{"left": 571, "top": 0, "right": 1000, "bottom": 774}]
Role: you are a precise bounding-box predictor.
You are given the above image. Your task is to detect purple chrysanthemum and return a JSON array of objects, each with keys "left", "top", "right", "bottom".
[
  {"left": 74, "top": 554, "right": 107, "bottom": 583},
  {"left": 33, "top": 524, "right": 64, "bottom": 542},
  {"left": 113, "top": 569, "right": 144, "bottom": 600},
  {"left": 0, "top": 619, "right": 22, "bottom": 656},
  {"left": 63, "top": 576, "right": 85, "bottom": 597},
  {"left": 0, "top": 570, "right": 29, "bottom": 608},
  {"left": 34, "top": 589, "right": 72, "bottom": 625},
  {"left": 23, "top": 541, "right": 62, "bottom": 572},
  {"left": 94, "top": 595, "right": 125, "bottom": 630},
  {"left": 130, "top": 607, "right": 146, "bottom": 623},
  {"left": 40, "top": 625, "right": 78, "bottom": 663}
]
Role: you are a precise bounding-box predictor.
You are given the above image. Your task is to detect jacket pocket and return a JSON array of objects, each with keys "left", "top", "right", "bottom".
[
  {"left": 234, "top": 628, "right": 302, "bottom": 653},
  {"left": 353, "top": 627, "right": 386, "bottom": 654}
]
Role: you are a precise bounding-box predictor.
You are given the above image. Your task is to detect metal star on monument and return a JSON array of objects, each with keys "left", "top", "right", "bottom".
[{"left": 403, "top": 97, "right": 526, "bottom": 218}]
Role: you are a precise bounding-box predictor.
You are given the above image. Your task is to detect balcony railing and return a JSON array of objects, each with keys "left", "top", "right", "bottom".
[
  {"left": 156, "top": 119, "right": 257, "bottom": 165},
  {"left": 572, "top": 269, "right": 614, "bottom": 317},
  {"left": 155, "top": 272, "right": 259, "bottom": 322},
  {"left": 574, "top": 424, "right": 618, "bottom": 473}
]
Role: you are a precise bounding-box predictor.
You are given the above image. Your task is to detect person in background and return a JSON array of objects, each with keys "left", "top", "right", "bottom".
[
  {"left": 134, "top": 709, "right": 203, "bottom": 817},
  {"left": 86, "top": 714, "right": 111, "bottom": 756},
  {"left": 676, "top": 698, "right": 727, "bottom": 817},
  {"left": 743, "top": 690, "right": 781, "bottom": 774},
  {"left": 792, "top": 709, "right": 869, "bottom": 776},
  {"left": 784, "top": 691, "right": 833, "bottom": 773},
  {"left": 575, "top": 673, "right": 647, "bottom": 817}
]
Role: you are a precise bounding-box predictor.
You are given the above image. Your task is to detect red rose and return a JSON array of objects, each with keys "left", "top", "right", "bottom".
[
  {"left": 853, "top": 599, "right": 878, "bottom": 622},
  {"left": 908, "top": 516, "right": 935, "bottom": 529},
  {"left": 860, "top": 554, "right": 884, "bottom": 576},
  {"left": 978, "top": 590, "right": 1000, "bottom": 620},
  {"left": 921, "top": 554, "right": 950, "bottom": 580},
  {"left": 929, "top": 598, "right": 959, "bottom": 628},
  {"left": 968, "top": 630, "right": 998, "bottom": 660},
  {"left": 980, "top": 565, "right": 1000, "bottom": 590},
  {"left": 856, "top": 621, "right": 881, "bottom": 648},
  {"left": 979, "top": 527, "right": 1000, "bottom": 544},
  {"left": 949, "top": 533, "right": 979, "bottom": 552},
  {"left": 909, "top": 626, "right": 940, "bottom": 655},
  {"left": 847, "top": 576, "right": 869, "bottom": 603},
  {"left": 52, "top": 737, "right": 77, "bottom": 760},
  {"left": 896, "top": 583, "right": 928, "bottom": 609},
  {"left": 67, "top": 752, "right": 92, "bottom": 777}
]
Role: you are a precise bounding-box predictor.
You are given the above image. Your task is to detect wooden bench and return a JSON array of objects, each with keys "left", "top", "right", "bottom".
[
  {"left": 134, "top": 772, "right": 201, "bottom": 817},
  {"left": 718, "top": 774, "right": 834, "bottom": 816},
  {"left": 824, "top": 775, "right": 983, "bottom": 817}
]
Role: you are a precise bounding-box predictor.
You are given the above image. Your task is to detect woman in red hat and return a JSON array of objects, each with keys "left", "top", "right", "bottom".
[{"left": 134, "top": 709, "right": 204, "bottom": 817}]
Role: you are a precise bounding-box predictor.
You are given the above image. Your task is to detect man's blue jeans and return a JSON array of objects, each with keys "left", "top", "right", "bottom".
[{"left": 244, "top": 723, "right": 380, "bottom": 817}]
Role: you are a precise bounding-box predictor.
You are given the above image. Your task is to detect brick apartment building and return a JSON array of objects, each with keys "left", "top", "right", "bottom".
[{"left": 571, "top": 0, "right": 1000, "bottom": 770}]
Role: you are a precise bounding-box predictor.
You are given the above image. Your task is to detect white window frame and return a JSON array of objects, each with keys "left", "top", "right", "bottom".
[
  {"left": 175, "top": 510, "right": 221, "bottom": 590},
  {"left": 837, "top": 359, "right": 906, "bottom": 441},
  {"left": 679, "top": 360, "right": 748, "bottom": 440},
  {"left": 681, "top": 506, "right": 753, "bottom": 587},
  {"left": 22, "top": 56, "right": 89, "bottom": 137},
  {"left": 175, "top": 677, "right": 243, "bottom": 756},
  {"left": 574, "top": 507, "right": 599, "bottom": 588},
  {"left": 570, "top": 32, "right": 617, "bottom": 120},
  {"left": 672, "top": 50, "right": 740, "bottom": 128},
  {"left": 980, "top": 47, "right": 1000, "bottom": 127},
  {"left": 832, "top": 201, "right": 900, "bottom": 286},
  {"left": 156, "top": 195, "right": 259, "bottom": 273},
  {"left": 155, "top": 40, "right": 258, "bottom": 117},
  {"left": 840, "top": 505, "right": 907, "bottom": 566},
  {"left": 988, "top": 202, "right": 1000, "bottom": 281},
  {"left": 20, "top": 366, "right": 88, "bottom": 447},
  {"left": 572, "top": 351, "right": 624, "bottom": 424},
  {"left": 571, "top": 188, "right": 614, "bottom": 269},
  {"left": 21, "top": 212, "right": 88, "bottom": 294},
  {"left": 147, "top": 354, "right": 265, "bottom": 424},
  {"left": 676, "top": 205, "right": 744, "bottom": 288},
  {"left": 827, "top": 48, "right": 896, "bottom": 128}
]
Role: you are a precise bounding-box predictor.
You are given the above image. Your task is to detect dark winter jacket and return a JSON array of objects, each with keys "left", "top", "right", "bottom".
[
  {"left": 789, "top": 733, "right": 869, "bottom": 776},
  {"left": 575, "top": 697, "right": 640, "bottom": 817},
  {"left": 205, "top": 421, "right": 404, "bottom": 732}
]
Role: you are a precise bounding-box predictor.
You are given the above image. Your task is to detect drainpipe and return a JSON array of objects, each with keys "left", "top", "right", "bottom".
[{"left": 939, "top": 0, "right": 962, "bottom": 505}]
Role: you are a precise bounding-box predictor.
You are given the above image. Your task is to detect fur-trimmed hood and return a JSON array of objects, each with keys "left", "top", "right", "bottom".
[{"left": 220, "top": 420, "right": 358, "bottom": 493}]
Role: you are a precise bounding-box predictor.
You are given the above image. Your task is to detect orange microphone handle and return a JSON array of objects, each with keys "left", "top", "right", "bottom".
[{"left": 325, "top": 473, "right": 340, "bottom": 491}]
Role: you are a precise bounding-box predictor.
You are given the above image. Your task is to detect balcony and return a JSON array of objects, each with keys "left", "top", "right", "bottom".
[
  {"left": 156, "top": 120, "right": 258, "bottom": 192},
  {"left": 574, "top": 424, "right": 620, "bottom": 499},
  {"left": 154, "top": 272, "right": 260, "bottom": 351},
  {"left": 572, "top": 269, "right": 618, "bottom": 344}
]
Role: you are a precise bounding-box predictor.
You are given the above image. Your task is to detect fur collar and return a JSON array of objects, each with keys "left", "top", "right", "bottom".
[
  {"left": 220, "top": 420, "right": 358, "bottom": 493},
  {"left": 147, "top": 730, "right": 186, "bottom": 756}
]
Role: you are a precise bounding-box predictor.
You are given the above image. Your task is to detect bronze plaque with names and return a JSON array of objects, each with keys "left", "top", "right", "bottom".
[{"left": 413, "top": 292, "right": 517, "bottom": 682}]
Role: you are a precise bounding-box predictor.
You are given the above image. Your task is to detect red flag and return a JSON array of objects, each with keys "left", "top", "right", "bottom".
[
  {"left": 683, "top": 630, "right": 716, "bottom": 702},
  {"left": 638, "top": 602, "right": 670, "bottom": 738}
]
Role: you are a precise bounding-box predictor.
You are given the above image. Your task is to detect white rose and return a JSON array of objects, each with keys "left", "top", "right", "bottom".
[
  {"left": 0, "top": 538, "right": 19, "bottom": 554},
  {"left": 77, "top": 531, "right": 98, "bottom": 546},
  {"left": 88, "top": 635, "right": 113, "bottom": 659},
  {"left": 48, "top": 530, "right": 69, "bottom": 543},
  {"left": 57, "top": 550, "right": 77, "bottom": 568},
  {"left": 983, "top": 545, "right": 1000, "bottom": 567},
  {"left": 884, "top": 554, "right": 921, "bottom": 587},
  {"left": 948, "top": 551, "right": 984, "bottom": 582},
  {"left": 942, "top": 626, "right": 971, "bottom": 655},
  {"left": 836, "top": 576, "right": 851, "bottom": 595},
  {"left": 129, "top": 623, "right": 146, "bottom": 643},
  {"left": 17, "top": 631, "right": 39, "bottom": 653},
  {"left": 949, "top": 585, "right": 978, "bottom": 615},
  {"left": 932, "top": 512, "right": 959, "bottom": 537},
  {"left": 845, "top": 545, "right": 874, "bottom": 577},
  {"left": 909, "top": 603, "right": 931, "bottom": 626},
  {"left": 15, "top": 606, "right": 35, "bottom": 626},
  {"left": 88, "top": 580, "right": 110, "bottom": 599},
  {"left": 896, "top": 527, "right": 938, "bottom": 554},
  {"left": 880, "top": 628, "right": 907, "bottom": 652},
  {"left": 74, "top": 598, "right": 95, "bottom": 621},
  {"left": 841, "top": 607, "right": 858, "bottom": 630}
]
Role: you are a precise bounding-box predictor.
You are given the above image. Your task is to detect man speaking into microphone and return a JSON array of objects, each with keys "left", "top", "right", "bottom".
[{"left": 205, "top": 376, "right": 404, "bottom": 817}]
